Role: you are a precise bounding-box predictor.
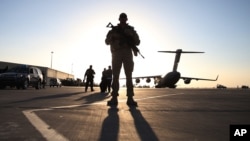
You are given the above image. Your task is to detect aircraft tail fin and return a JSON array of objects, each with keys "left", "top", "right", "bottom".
[{"left": 158, "top": 49, "right": 204, "bottom": 71}]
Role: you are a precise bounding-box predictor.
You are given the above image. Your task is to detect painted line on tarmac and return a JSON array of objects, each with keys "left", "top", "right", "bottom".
[
  {"left": 22, "top": 101, "right": 109, "bottom": 141},
  {"left": 135, "top": 93, "right": 185, "bottom": 101},
  {"left": 23, "top": 109, "right": 69, "bottom": 141},
  {"left": 22, "top": 102, "right": 106, "bottom": 141},
  {"left": 22, "top": 93, "right": 184, "bottom": 141}
]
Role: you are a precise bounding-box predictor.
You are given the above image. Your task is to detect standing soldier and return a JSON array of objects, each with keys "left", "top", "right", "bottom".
[
  {"left": 105, "top": 13, "right": 140, "bottom": 106},
  {"left": 106, "top": 65, "right": 113, "bottom": 93},
  {"left": 84, "top": 65, "right": 95, "bottom": 92},
  {"left": 100, "top": 68, "right": 108, "bottom": 93}
]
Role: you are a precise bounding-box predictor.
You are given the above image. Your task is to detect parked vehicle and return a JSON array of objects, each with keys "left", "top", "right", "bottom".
[
  {"left": 0, "top": 65, "right": 43, "bottom": 89},
  {"left": 49, "top": 78, "right": 62, "bottom": 87},
  {"left": 217, "top": 84, "right": 227, "bottom": 89},
  {"left": 241, "top": 85, "right": 249, "bottom": 89}
]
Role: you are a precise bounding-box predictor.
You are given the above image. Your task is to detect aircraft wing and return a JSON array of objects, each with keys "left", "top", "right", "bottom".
[
  {"left": 133, "top": 75, "right": 162, "bottom": 79},
  {"left": 120, "top": 75, "right": 162, "bottom": 79},
  {"left": 180, "top": 75, "right": 219, "bottom": 81}
]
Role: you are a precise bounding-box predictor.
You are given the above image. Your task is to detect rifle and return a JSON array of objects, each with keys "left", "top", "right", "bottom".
[{"left": 106, "top": 22, "right": 145, "bottom": 59}]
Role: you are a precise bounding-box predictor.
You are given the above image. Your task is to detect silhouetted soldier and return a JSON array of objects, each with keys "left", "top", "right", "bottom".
[
  {"left": 100, "top": 68, "right": 108, "bottom": 93},
  {"left": 105, "top": 13, "right": 140, "bottom": 106},
  {"left": 106, "top": 66, "right": 113, "bottom": 93},
  {"left": 42, "top": 71, "right": 46, "bottom": 89},
  {"left": 84, "top": 65, "right": 95, "bottom": 92}
]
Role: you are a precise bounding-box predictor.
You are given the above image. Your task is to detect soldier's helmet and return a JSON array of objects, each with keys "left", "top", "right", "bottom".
[{"left": 119, "top": 13, "right": 127, "bottom": 20}]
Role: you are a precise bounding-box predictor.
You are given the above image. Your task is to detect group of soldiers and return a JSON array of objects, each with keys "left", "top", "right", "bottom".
[
  {"left": 100, "top": 66, "right": 112, "bottom": 93},
  {"left": 84, "top": 13, "right": 140, "bottom": 106},
  {"left": 83, "top": 65, "right": 112, "bottom": 93}
]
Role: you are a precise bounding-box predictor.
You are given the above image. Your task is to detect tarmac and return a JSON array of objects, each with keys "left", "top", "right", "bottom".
[{"left": 0, "top": 87, "right": 250, "bottom": 141}]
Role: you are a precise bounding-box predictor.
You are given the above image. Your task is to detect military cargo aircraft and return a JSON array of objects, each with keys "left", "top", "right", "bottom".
[{"left": 131, "top": 49, "right": 218, "bottom": 88}]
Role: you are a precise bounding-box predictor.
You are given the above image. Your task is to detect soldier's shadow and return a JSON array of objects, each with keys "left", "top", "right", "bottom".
[
  {"left": 129, "top": 106, "right": 159, "bottom": 141},
  {"left": 98, "top": 107, "right": 119, "bottom": 141},
  {"left": 75, "top": 92, "right": 111, "bottom": 104},
  {"left": 98, "top": 106, "right": 159, "bottom": 141}
]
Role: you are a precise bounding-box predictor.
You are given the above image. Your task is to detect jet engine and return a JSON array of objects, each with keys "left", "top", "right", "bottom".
[
  {"left": 184, "top": 79, "right": 191, "bottom": 84},
  {"left": 146, "top": 78, "right": 151, "bottom": 83},
  {"left": 135, "top": 78, "right": 140, "bottom": 83}
]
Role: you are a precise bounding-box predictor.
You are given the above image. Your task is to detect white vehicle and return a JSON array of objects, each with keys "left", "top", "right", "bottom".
[{"left": 49, "top": 78, "right": 62, "bottom": 87}]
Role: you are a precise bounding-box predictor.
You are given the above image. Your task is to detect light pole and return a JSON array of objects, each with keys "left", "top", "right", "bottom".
[{"left": 51, "top": 51, "right": 53, "bottom": 68}]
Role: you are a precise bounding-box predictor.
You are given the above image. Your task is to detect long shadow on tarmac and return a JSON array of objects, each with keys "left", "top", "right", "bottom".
[
  {"left": 8, "top": 92, "right": 84, "bottom": 104},
  {"left": 75, "top": 92, "right": 110, "bottom": 104},
  {"left": 98, "top": 106, "right": 159, "bottom": 141},
  {"left": 8, "top": 91, "right": 110, "bottom": 105},
  {"left": 129, "top": 107, "right": 159, "bottom": 141},
  {"left": 98, "top": 107, "right": 119, "bottom": 141}
]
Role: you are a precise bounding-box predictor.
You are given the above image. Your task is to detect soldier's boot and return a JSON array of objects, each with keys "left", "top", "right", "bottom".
[
  {"left": 126, "top": 97, "right": 137, "bottom": 107},
  {"left": 107, "top": 96, "right": 118, "bottom": 106}
]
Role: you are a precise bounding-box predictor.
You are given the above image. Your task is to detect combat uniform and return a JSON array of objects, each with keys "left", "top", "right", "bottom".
[
  {"left": 84, "top": 66, "right": 95, "bottom": 92},
  {"left": 106, "top": 66, "right": 113, "bottom": 93},
  {"left": 105, "top": 15, "right": 140, "bottom": 106}
]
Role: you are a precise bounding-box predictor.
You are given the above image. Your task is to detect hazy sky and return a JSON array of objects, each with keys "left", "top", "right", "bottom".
[{"left": 0, "top": 0, "right": 249, "bottom": 88}]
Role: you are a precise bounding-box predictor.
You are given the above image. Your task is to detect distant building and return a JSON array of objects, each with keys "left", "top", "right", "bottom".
[{"left": 0, "top": 61, "right": 74, "bottom": 85}]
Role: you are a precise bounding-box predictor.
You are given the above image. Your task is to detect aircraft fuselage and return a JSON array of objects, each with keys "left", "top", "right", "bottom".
[{"left": 156, "top": 71, "right": 180, "bottom": 88}]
